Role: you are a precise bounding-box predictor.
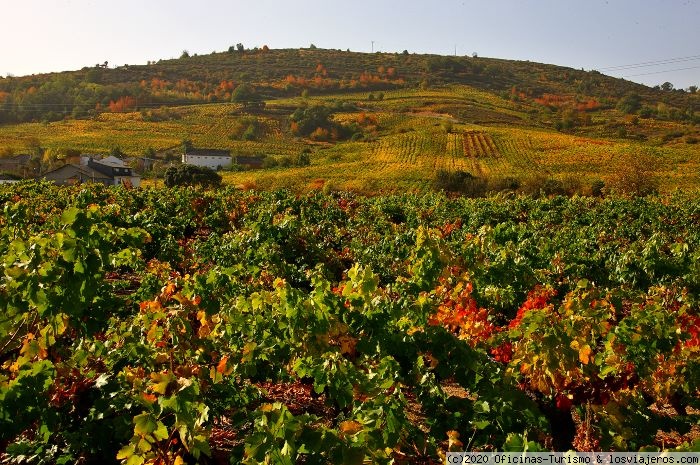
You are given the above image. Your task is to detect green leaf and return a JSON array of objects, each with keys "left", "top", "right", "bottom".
[
  {"left": 472, "top": 420, "right": 491, "bottom": 430},
  {"left": 133, "top": 413, "right": 157, "bottom": 436},
  {"left": 74, "top": 260, "right": 85, "bottom": 274},
  {"left": 342, "top": 447, "right": 365, "bottom": 465},
  {"left": 116, "top": 444, "right": 135, "bottom": 460},
  {"left": 60, "top": 208, "right": 80, "bottom": 225},
  {"left": 126, "top": 455, "right": 145, "bottom": 465},
  {"left": 137, "top": 438, "right": 152, "bottom": 452},
  {"left": 153, "top": 421, "right": 169, "bottom": 441}
]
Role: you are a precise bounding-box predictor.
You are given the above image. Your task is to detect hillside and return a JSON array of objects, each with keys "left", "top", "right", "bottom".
[
  {"left": 1, "top": 47, "right": 698, "bottom": 122},
  {"left": 0, "top": 47, "right": 698, "bottom": 194}
]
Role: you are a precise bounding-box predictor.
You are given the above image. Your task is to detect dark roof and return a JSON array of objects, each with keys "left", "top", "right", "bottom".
[
  {"left": 42, "top": 164, "right": 112, "bottom": 181},
  {"left": 0, "top": 154, "right": 31, "bottom": 165},
  {"left": 186, "top": 149, "right": 231, "bottom": 157},
  {"left": 92, "top": 159, "right": 125, "bottom": 168},
  {"left": 87, "top": 159, "right": 137, "bottom": 178}
]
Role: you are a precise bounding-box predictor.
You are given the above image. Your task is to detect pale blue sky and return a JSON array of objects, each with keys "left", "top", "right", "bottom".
[{"left": 2, "top": 0, "right": 699, "bottom": 89}]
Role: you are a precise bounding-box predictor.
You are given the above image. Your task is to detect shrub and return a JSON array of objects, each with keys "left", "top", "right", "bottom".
[
  {"left": 229, "top": 117, "right": 263, "bottom": 141},
  {"left": 433, "top": 169, "right": 488, "bottom": 196},
  {"left": 590, "top": 179, "right": 605, "bottom": 197},
  {"left": 490, "top": 176, "right": 521, "bottom": 192},
  {"left": 616, "top": 93, "right": 642, "bottom": 114},
  {"left": 606, "top": 149, "right": 659, "bottom": 196},
  {"left": 541, "top": 178, "right": 566, "bottom": 196},
  {"left": 163, "top": 164, "right": 222, "bottom": 188}
]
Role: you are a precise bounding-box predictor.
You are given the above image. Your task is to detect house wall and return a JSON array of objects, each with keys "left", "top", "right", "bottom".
[{"left": 182, "top": 154, "right": 232, "bottom": 170}]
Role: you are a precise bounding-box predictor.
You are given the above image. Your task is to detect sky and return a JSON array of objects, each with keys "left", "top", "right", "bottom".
[{"left": 2, "top": 0, "right": 699, "bottom": 89}]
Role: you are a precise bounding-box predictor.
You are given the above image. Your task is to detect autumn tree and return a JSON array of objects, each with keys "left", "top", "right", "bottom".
[
  {"left": 231, "top": 84, "right": 263, "bottom": 110},
  {"left": 606, "top": 148, "right": 659, "bottom": 196},
  {"left": 108, "top": 96, "right": 137, "bottom": 113}
]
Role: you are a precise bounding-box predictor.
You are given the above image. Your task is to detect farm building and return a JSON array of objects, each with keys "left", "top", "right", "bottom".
[
  {"left": 182, "top": 149, "right": 232, "bottom": 170},
  {"left": 86, "top": 157, "right": 141, "bottom": 187},
  {"left": 0, "top": 154, "right": 36, "bottom": 177},
  {"left": 41, "top": 164, "right": 114, "bottom": 186},
  {"left": 41, "top": 158, "right": 141, "bottom": 187}
]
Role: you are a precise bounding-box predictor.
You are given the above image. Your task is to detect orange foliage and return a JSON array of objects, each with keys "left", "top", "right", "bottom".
[
  {"left": 534, "top": 93, "right": 600, "bottom": 112},
  {"left": 0, "top": 91, "right": 8, "bottom": 103},
  {"left": 359, "top": 71, "right": 382, "bottom": 84},
  {"left": 428, "top": 277, "right": 496, "bottom": 346},
  {"left": 218, "top": 80, "right": 235, "bottom": 92},
  {"left": 576, "top": 99, "right": 600, "bottom": 112},
  {"left": 150, "top": 78, "right": 169, "bottom": 92},
  {"left": 310, "top": 127, "right": 331, "bottom": 141},
  {"left": 175, "top": 79, "right": 199, "bottom": 93},
  {"left": 356, "top": 112, "right": 378, "bottom": 127},
  {"left": 308, "top": 178, "right": 326, "bottom": 190},
  {"left": 108, "top": 96, "right": 137, "bottom": 113},
  {"left": 534, "top": 93, "right": 568, "bottom": 108},
  {"left": 510, "top": 86, "right": 528, "bottom": 100}
]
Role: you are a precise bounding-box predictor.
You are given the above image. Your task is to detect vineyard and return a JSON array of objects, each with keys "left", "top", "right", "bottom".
[
  {"left": 1, "top": 182, "right": 699, "bottom": 464},
  {"left": 1, "top": 80, "right": 699, "bottom": 194}
]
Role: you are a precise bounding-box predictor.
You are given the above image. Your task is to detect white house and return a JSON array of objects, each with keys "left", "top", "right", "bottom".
[{"left": 181, "top": 149, "right": 232, "bottom": 170}]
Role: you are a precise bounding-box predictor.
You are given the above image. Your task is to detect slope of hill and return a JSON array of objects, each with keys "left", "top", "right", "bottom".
[
  {"left": 1, "top": 47, "right": 698, "bottom": 123},
  {"left": 0, "top": 47, "right": 698, "bottom": 194}
]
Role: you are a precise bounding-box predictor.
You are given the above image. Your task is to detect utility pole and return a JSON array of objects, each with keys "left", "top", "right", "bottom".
[{"left": 371, "top": 41, "right": 374, "bottom": 53}]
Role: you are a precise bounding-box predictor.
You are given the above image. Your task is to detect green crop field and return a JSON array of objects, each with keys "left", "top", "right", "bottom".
[{"left": 1, "top": 183, "right": 699, "bottom": 462}]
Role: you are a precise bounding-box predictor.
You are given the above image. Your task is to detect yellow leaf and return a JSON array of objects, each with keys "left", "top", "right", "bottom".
[
  {"left": 447, "top": 430, "right": 463, "bottom": 451},
  {"left": 339, "top": 335, "right": 357, "bottom": 356},
  {"left": 149, "top": 372, "right": 175, "bottom": 395},
  {"left": 174, "top": 456, "right": 185, "bottom": 465},
  {"left": 339, "top": 420, "right": 363, "bottom": 435},
  {"left": 579, "top": 345, "right": 592, "bottom": 364}
]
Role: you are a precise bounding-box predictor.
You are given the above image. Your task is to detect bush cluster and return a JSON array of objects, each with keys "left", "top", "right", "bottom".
[{"left": 163, "top": 164, "right": 222, "bottom": 187}]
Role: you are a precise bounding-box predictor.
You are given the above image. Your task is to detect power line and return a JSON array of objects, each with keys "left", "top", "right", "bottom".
[
  {"left": 599, "top": 54, "right": 700, "bottom": 71},
  {"left": 623, "top": 64, "right": 700, "bottom": 78}
]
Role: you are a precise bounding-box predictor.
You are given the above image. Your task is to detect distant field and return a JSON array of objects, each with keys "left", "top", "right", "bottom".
[{"left": 1, "top": 85, "right": 698, "bottom": 193}]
